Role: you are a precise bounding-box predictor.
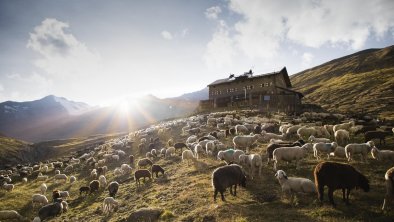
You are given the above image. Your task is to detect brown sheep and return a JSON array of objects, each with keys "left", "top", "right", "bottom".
[
  {"left": 151, "top": 164, "right": 165, "bottom": 178},
  {"left": 89, "top": 180, "right": 100, "bottom": 194},
  {"left": 212, "top": 164, "right": 246, "bottom": 202},
  {"left": 314, "top": 161, "right": 369, "bottom": 207},
  {"left": 135, "top": 169, "right": 151, "bottom": 186},
  {"left": 382, "top": 166, "right": 394, "bottom": 211}
]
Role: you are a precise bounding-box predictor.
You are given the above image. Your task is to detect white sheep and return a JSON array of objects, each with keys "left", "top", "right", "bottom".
[
  {"left": 112, "top": 155, "right": 120, "bottom": 161},
  {"left": 329, "top": 146, "right": 346, "bottom": 158},
  {"left": 32, "top": 194, "right": 49, "bottom": 207},
  {"left": 33, "top": 216, "right": 41, "bottom": 222},
  {"left": 205, "top": 141, "right": 216, "bottom": 157},
  {"left": 186, "top": 135, "right": 197, "bottom": 145},
  {"left": 275, "top": 170, "right": 316, "bottom": 200},
  {"left": 297, "top": 126, "right": 317, "bottom": 140},
  {"left": 333, "top": 121, "right": 354, "bottom": 133},
  {"left": 194, "top": 144, "right": 205, "bottom": 159},
  {"left": 61, "top": 200, "right": 69, "bottom": 213},
  {"left": 345, "top": 141, "right": 375, "bottom": 162},
  {"left": 182, "top": 150, "right": 195, "bottom": 165},
  {"left": 54, "top": 170, "right": 60, "bottom": 175},
  {"left": 22, "top": 177, "right": 28, "bottom": 183},
  {"left": 272, "top": 144, "right": 310, "bottom": 170},
  {"left": 114, "top": 168, "right": 123, "bottom": 177},
  {"left": 54, "top": 174, "right": 68, "bottom": 182},
  {"left": 41, "top": 165, "right": 49, "bottom": 173},
  {"left": 233, "top": 134, "right": 260, "bottom": 150},
  {"left": 102, "top": 197, "right": 119, "bottom": 214},
  {"left": 217, "top": 149, "right": 244, "bottom": 164},
  {"left": 313, "top": 142, "right": 338, "bottom": 160},
  {"left": 261, "top": 130, "right": 286, "bottom": 142},
  {"left": 235, "top": 125, "right": 249, "bottom": 135},
  {"left": 64, "top": 165, "right": 73, "bottom": 173},
  {"left": 371, "top": 147, "right": 394, "bottom": 161},
  {"left": 97, "top": 159, "right": 106, "bottom": 167},
  {"left": 238, "top": 154, "right": 263, "bottom": 179},
  {"left": 121, "top": 164, "right": 132, "bottom": 175},
  {"left": 0, "top": 210, "right": 26, "bottom": 221},
  {"left": 59, "top": 191, "right": 70, "bottom": 199},
  {"left": 91, "top": 169, "right": 98, "bottom": 179},
  {"left": 70, "top": 176, "right": 77, "bottom": 183},
  {"left": 309, "top": 135, "right": 331, "bottom": 143},
  {"left": 165, "top": 147, "right": 176, "bottom": 158},
  {"left": 334, "top": 129, "right": 350, "bottom": 146},
  {"left": 40, "top": 183, "right": 47, "bottom": 194},
  {"left": 99, "top": 175, "right": 107, "bottom": 188},
  {"left": 2, "top": 183, "right": 14, "bottom": 192}
]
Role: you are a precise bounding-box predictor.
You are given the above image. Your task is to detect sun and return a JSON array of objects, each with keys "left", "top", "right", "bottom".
[{"left": 118, "top": 100, "right": 130, "bottom": 114}]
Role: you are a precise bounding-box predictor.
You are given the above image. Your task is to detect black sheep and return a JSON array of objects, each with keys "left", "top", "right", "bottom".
[
  {"left": 79, "top": 186, "right": 90, "bottom": 196},
  {"left": 174, "top": 142, "right": 187, "bottom": 153},
  {"left": 314, "top": 161, "right": 369, "bottom": 207},
  {"left": 364, "top": 131, "right": 392, "bottom": 145},
  {"left": 108, "top": 181, "right": 119, "bottom": 197},
  {"left": 89, "top": 180, "right": 100, "bottom": 194},
  {"left": 38, "top": 199, "right": 63, "bottom": 221},
  {"left": 151, "top": 164, "right": 165, "bottom": 178},
  {"left": 212, "top": 164, "right": 246, "bottom": 202}
]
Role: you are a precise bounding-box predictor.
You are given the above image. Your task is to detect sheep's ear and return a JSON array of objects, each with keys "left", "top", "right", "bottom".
[
  {"left": 274, "top": 173, "right": 278, "bottom": 177},
  {"left": 284, "top": 175, "right": 288, "bottom": 179}
]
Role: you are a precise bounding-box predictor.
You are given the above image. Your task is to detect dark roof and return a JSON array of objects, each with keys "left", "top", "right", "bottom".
[
  {"left": 275, "top": 86, "right": 304, "bottom": 98},
  {"left": 208, "top": 67, "right": 292, "bottom": 88}
]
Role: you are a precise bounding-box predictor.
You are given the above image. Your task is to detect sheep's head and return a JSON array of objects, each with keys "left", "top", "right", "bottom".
[
  {"left": 275, "top": 170, "right": 288, "bottom": 180},
  {"left": 366, "top": 140, "right": 375, "bottom": 148},
  {"left": 371, "top": 147, "right": 379, "bottom": 159},
  {"left": 357, "top": 173, "right": 370, "bottom": 192},
  {"left": 308, "top": 135, "right": 315, "bottom": 142},
  {"left": 217, "top": 151, "right": 224, "bottom": 160},
  {"left": 331, "top": 142, "right": 338, "bottom": 150}
]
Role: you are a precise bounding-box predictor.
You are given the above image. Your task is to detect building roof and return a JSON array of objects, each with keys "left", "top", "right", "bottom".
[
  {"left": 275, "top": 86, "right": 304, "bottom": 98},
  {"left": 208, "top": 67, "right": 292, "bottom": 88}
]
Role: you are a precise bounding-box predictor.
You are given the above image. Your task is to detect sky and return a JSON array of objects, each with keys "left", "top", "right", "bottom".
[{"left": 0, "top": 0, "right": 393, "bottom": 106}]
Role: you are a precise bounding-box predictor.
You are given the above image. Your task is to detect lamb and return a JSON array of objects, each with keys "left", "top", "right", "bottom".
[
  {"left": 2, "top": 183, "right": 14, "bottom": 192},
  {"left": 99, "top": 175, "right": 107, "bottom": 188},
  {"left": 108, "top": 181, "right": 119, "bottom": 197},
  {"left": 0, "top": 210, "right": 27, "bottom": 221},
  {"left": 365, "top": 131, "right": 392, "bottom": 145},
  {"left": 272, "top": 144, "right": 310, "bottom": 170},
  {"left": 32, "top": 194, "right": 49, "bottom": 206},
  {"left": 313, "top": 142, "right": 338, "bottom": 160},
  {"left": 165, "top": 147, "right": 176, "bottom": 158},
  {"left": 309, "top": 135, "right": 331, "bottom": 143},
  {"left": 138, "top": 158, "right": 153, "bottom": 168},
  {"left": 40, "top": 183, "right": 47, "bottom": 194},
  {"left": 182, "top": 150, "right": 196, "bottom": 165},
  {"left": 79, "top": 186, "right": 90, "bottom": 196},
  {"left": 370, "top": 147, "right": 394, "bottom": 161},
  {"left": 334, "top": 129, "right": 350, "bottom": 146},
  {"left": 265, "top": 140, "right": 305, "bottom": 164},
  {"left": 275, "top": 170, "right": 316, "bottom": 200},
  {"left": 37, "top": 200, "right": 63, "bottom": 221},
  {"left": 238, "top": 154, "right": 262, "bottom": 179},
  {"left": 212, "top": 164, "right": 246, "bottom": 201},
  {"left": 314, "top": 161, "right": 369, "bottom": 206},
  {"left": 151, "top": 164, "right": 165, "bottom": 178},
  {"left": 102, "top": 197, "right": 119, "bottom": 214},
  {"left": 89, "top": 180, "right": 100, "bottom": 194},
  {"left": 54, "top": 174, "right": 68, "bottom": 182},
  {"left": 233, "top": 134, "right": 260, "bottom": 150},
  {"left": 345, "top": 141, "right": 375, "bottom": 162},
  {"left": 382, "top": 166, "right": 394, "bottom": 211},
  {"left": 134, "top": 169, "right": 151, "bottom": 186},
  {"left": 70, "top": 176, "right": 77, "bottom": 183}
]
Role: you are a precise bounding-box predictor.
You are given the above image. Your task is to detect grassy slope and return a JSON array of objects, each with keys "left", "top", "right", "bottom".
[
  {"left": 0, "top": 136, "right": 31, "bottom": 166},
  {"left": 291, "top": 45, "right": 394, "bottom": 120},
  {"left": 0, "top": 120, "right": 393, "bottom": 222}
]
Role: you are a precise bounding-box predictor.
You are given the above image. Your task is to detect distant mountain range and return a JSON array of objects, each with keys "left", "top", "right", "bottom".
[
  {"left": 0, "top": 94, "right": 198, "bottom": 142},
  {"left": 172, "top": 87, "right": 209, "bottom": 101},
  {"left": 291, "top": 45, "right": 394, "bottom": 120}
]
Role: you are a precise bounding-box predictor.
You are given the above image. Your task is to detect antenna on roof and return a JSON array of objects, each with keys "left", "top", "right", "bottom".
[{"left": 229, "top": 74, "right": 235, "bottom": 79}]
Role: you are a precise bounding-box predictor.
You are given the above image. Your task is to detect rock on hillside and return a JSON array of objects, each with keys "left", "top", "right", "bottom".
[{"left": 291, "top": 45, "right": 394, "bottom": 120}]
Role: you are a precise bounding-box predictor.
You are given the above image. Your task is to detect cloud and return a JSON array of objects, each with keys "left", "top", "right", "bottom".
[
  {"left": 204, "top": 0, "right": 394, "bottom": 66},
  {"left": 301, "top": 52, "right": 314, "bottom": 68},
  {"left": 181, "top": 28, "right": 189, "bottom": 37},
  {"left": 0, "top": 84, "right": 4, "bottom": 92},
  {"left": 161, "top": 30, "right": 173, "bottom": 40},
  {"left": 27, "top": 18, "right": 101, "bottom": 78},
  {"left": 205, "top": 6, "right": 222, "bottom": 20}
]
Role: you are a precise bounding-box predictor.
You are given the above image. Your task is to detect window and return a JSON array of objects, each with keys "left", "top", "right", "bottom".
[
  {"left": 260, "top": 83, "right": 263, "bottom": 88},
  {"left": 265, "top": 83, "right": 269, "bottom": 87},
  {"left": 270, "top": 82, "right": 273, "bottom": 86}
]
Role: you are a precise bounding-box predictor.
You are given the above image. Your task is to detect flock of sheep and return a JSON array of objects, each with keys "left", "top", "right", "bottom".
[{"left": 0, "top": 109, "right": 393, "bottom": 221}]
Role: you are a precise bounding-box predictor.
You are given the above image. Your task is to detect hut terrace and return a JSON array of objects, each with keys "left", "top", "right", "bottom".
[{"left": 199, "top": 67, "right": 303, "bottom": 113}]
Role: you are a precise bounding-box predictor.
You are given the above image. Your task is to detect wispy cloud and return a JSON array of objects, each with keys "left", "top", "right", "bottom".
[
  {"left": 161, "top": 30, "right": 173, "bottom": 40},
  {"left": 205, "top": 6, "right": 222, "bottom": 20},
  {"left": 204, "top": 0, "right": 394, "bottom": 67},
  {"left": 301, "top": 52, "right": 314, "bottom": 68}
]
